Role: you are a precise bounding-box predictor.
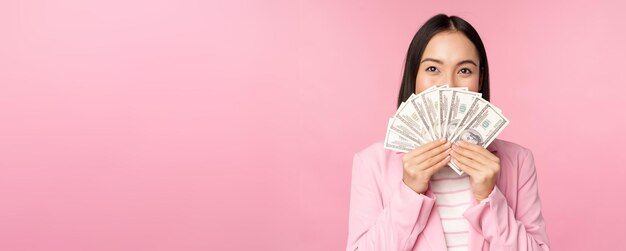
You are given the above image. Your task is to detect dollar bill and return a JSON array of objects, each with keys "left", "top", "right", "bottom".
[
  {"left": 448, "top": 104, "right": 509, "bottom": 174},
  {"left": 388, "top": 113, "right": 428, "bottom": 145},
  {"left": 394, "top": 98, "right": 433, "bottom": 143},
  {"left": 446, "top": 90, "right": 482, "bottom": 140},
  {"left": 453, "top": 104, "right": 509, "bottom": 147},
  {"left": 422, "top": 87, "right": 443, "bottom": 139},
  {"left": 449, "top": 97, "right": 490, "bottom": 142},
  {"left": 439, "top": 87, "right": 468, "bottom": 141},
  {"left": 410, "top": 87, "right": 438, "bottom": 140},
  {"left": 383, "top": 118, "right": 419, "bottom": 152}
]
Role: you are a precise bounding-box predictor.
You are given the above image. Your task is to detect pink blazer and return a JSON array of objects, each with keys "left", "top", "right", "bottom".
[{"left": 346, "top": 139, "right": 550, "bottom": 251}]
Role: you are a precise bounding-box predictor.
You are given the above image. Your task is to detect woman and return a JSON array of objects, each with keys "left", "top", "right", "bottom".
[{"left": 346, "top": 14, "right": 550, "bottom": 251}]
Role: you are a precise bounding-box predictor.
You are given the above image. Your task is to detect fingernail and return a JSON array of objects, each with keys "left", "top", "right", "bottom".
[
  {"left": 445, "top": 148, "right": 451, "bottom": 154},
  {"left": 439, "top": 138, "right": 446, "bottom": 142}
]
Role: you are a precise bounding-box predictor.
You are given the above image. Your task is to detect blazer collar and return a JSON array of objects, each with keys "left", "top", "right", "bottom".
[{"left": 487, "top": 139, "right": 499, "bottom": 153}]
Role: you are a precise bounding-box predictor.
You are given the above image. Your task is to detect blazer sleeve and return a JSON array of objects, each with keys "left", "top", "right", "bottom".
[
  {"left": 463, "top": 148, "right": 551, "bottom": 251},
  {"left": 346, "top": 152, "right": 435, "bottom": 251}
]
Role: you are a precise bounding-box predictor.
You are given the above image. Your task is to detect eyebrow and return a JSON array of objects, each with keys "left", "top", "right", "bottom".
[{"left": 420, "top": 58, "right": 478, "bottom": 66}]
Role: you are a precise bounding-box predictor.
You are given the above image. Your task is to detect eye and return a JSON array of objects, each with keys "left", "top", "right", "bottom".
[
  {"left": 425, "top": 66, "right": 439, "bottom": 72},
  {"left": 458, "top": 68, "right": 472, "bottom": 75}
]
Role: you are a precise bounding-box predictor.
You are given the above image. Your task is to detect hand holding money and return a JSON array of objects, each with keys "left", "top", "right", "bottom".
[
  {"left": 401, "top": 138, "right": 452, "bottom": 194},
  {"left": 450, "top": 140, "right": 500, "bottom": 201},
  {"left": 384, "top": 85, "right": 509, "bottom": 175}
]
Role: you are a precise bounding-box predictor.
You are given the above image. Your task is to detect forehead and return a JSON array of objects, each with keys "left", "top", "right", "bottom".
[{"left": 421, "top": 31, "right": 479, "bottom": 63}]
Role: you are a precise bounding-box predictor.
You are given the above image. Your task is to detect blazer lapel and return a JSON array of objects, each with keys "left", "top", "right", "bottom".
[
  {"left": 467, "top": 190, "right": 486, "bottom": 250},
  {"left": 421, "top": 188, "right": 448, "bottom": 250},
  {"left": 391, "top": 152, "right": 447, "bottom": 250},
  {"left": 487, "top": 139, "right": 499, "bottom": 154},
  {"left": 466, "top": 140, "right": 498, "bottom": 251}
]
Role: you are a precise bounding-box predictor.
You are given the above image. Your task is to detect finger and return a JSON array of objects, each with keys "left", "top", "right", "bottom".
[
  {"left": 426, "top": 154, "right": 451, "bottom": 175},
  {"left": 451, "top": 143, "right": 491, "bottom": 166},
  {"left": 451, "top": 158, "right": 478, "bottom": 177},
  {"left": 415, "top": 147, "right": 451, "bottom": 171},
  {"left": 450, "top": 149, "right": 484, "bottom": 171},
  {"left": 456, "top": 140, "right": 499, "bottom": 162},
  {"left": 413, "top": 141, "right": 452, "bottom": 165},
  {"left": 405, "top": 138, "right": 448, "bottom": 159}
]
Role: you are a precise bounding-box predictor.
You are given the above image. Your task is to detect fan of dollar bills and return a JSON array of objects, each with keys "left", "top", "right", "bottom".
[{"left": 384, "top": 85, "right": 509, "bottom": 175}]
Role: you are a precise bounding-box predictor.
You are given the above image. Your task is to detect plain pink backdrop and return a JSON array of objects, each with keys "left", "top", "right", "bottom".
[{"left": 1, "top": 0, "right": 625, "bottom": 250}]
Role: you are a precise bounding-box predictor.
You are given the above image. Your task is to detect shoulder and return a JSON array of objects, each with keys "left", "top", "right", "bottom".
[
  {"left": 353, "top": 140, "right": 397, "bottom": 162},
  {"left": 351, "top": 140, "right": 401, "bottom": 174},
  {"left": 490, "top": 138, "right": 532, "bottom": 156},
  {"left": 490, "top": 138, "right": 536, "bottom": 176},
  {"left": 487, "top": 139, "right": 532, "bottom": 158}
]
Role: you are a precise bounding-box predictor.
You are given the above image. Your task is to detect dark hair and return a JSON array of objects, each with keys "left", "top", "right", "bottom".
[{"left": 397, "top": 14, "right": 490, "bottom": 108}]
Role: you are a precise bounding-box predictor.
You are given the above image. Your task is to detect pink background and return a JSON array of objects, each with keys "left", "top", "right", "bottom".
[{"left": 1, "top": 0, "right": 624, "bottom": 250}]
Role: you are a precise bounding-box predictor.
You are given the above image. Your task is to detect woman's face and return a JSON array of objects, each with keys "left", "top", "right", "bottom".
[{"left": 415, "top": 31, "right": 481, "bottom": 93}]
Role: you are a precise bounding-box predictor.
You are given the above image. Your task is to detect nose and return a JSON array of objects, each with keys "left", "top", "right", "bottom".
[
  {"left": 436, "top": 77, "right": 455, "bottom": 87},
  {"left": 438, "top": 72, "right": 456, "bottom": 87}
]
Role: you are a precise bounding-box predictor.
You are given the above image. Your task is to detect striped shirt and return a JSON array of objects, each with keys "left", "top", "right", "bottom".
[{"left": 430, "top": 167, "right": 472, "bottom": 251}]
